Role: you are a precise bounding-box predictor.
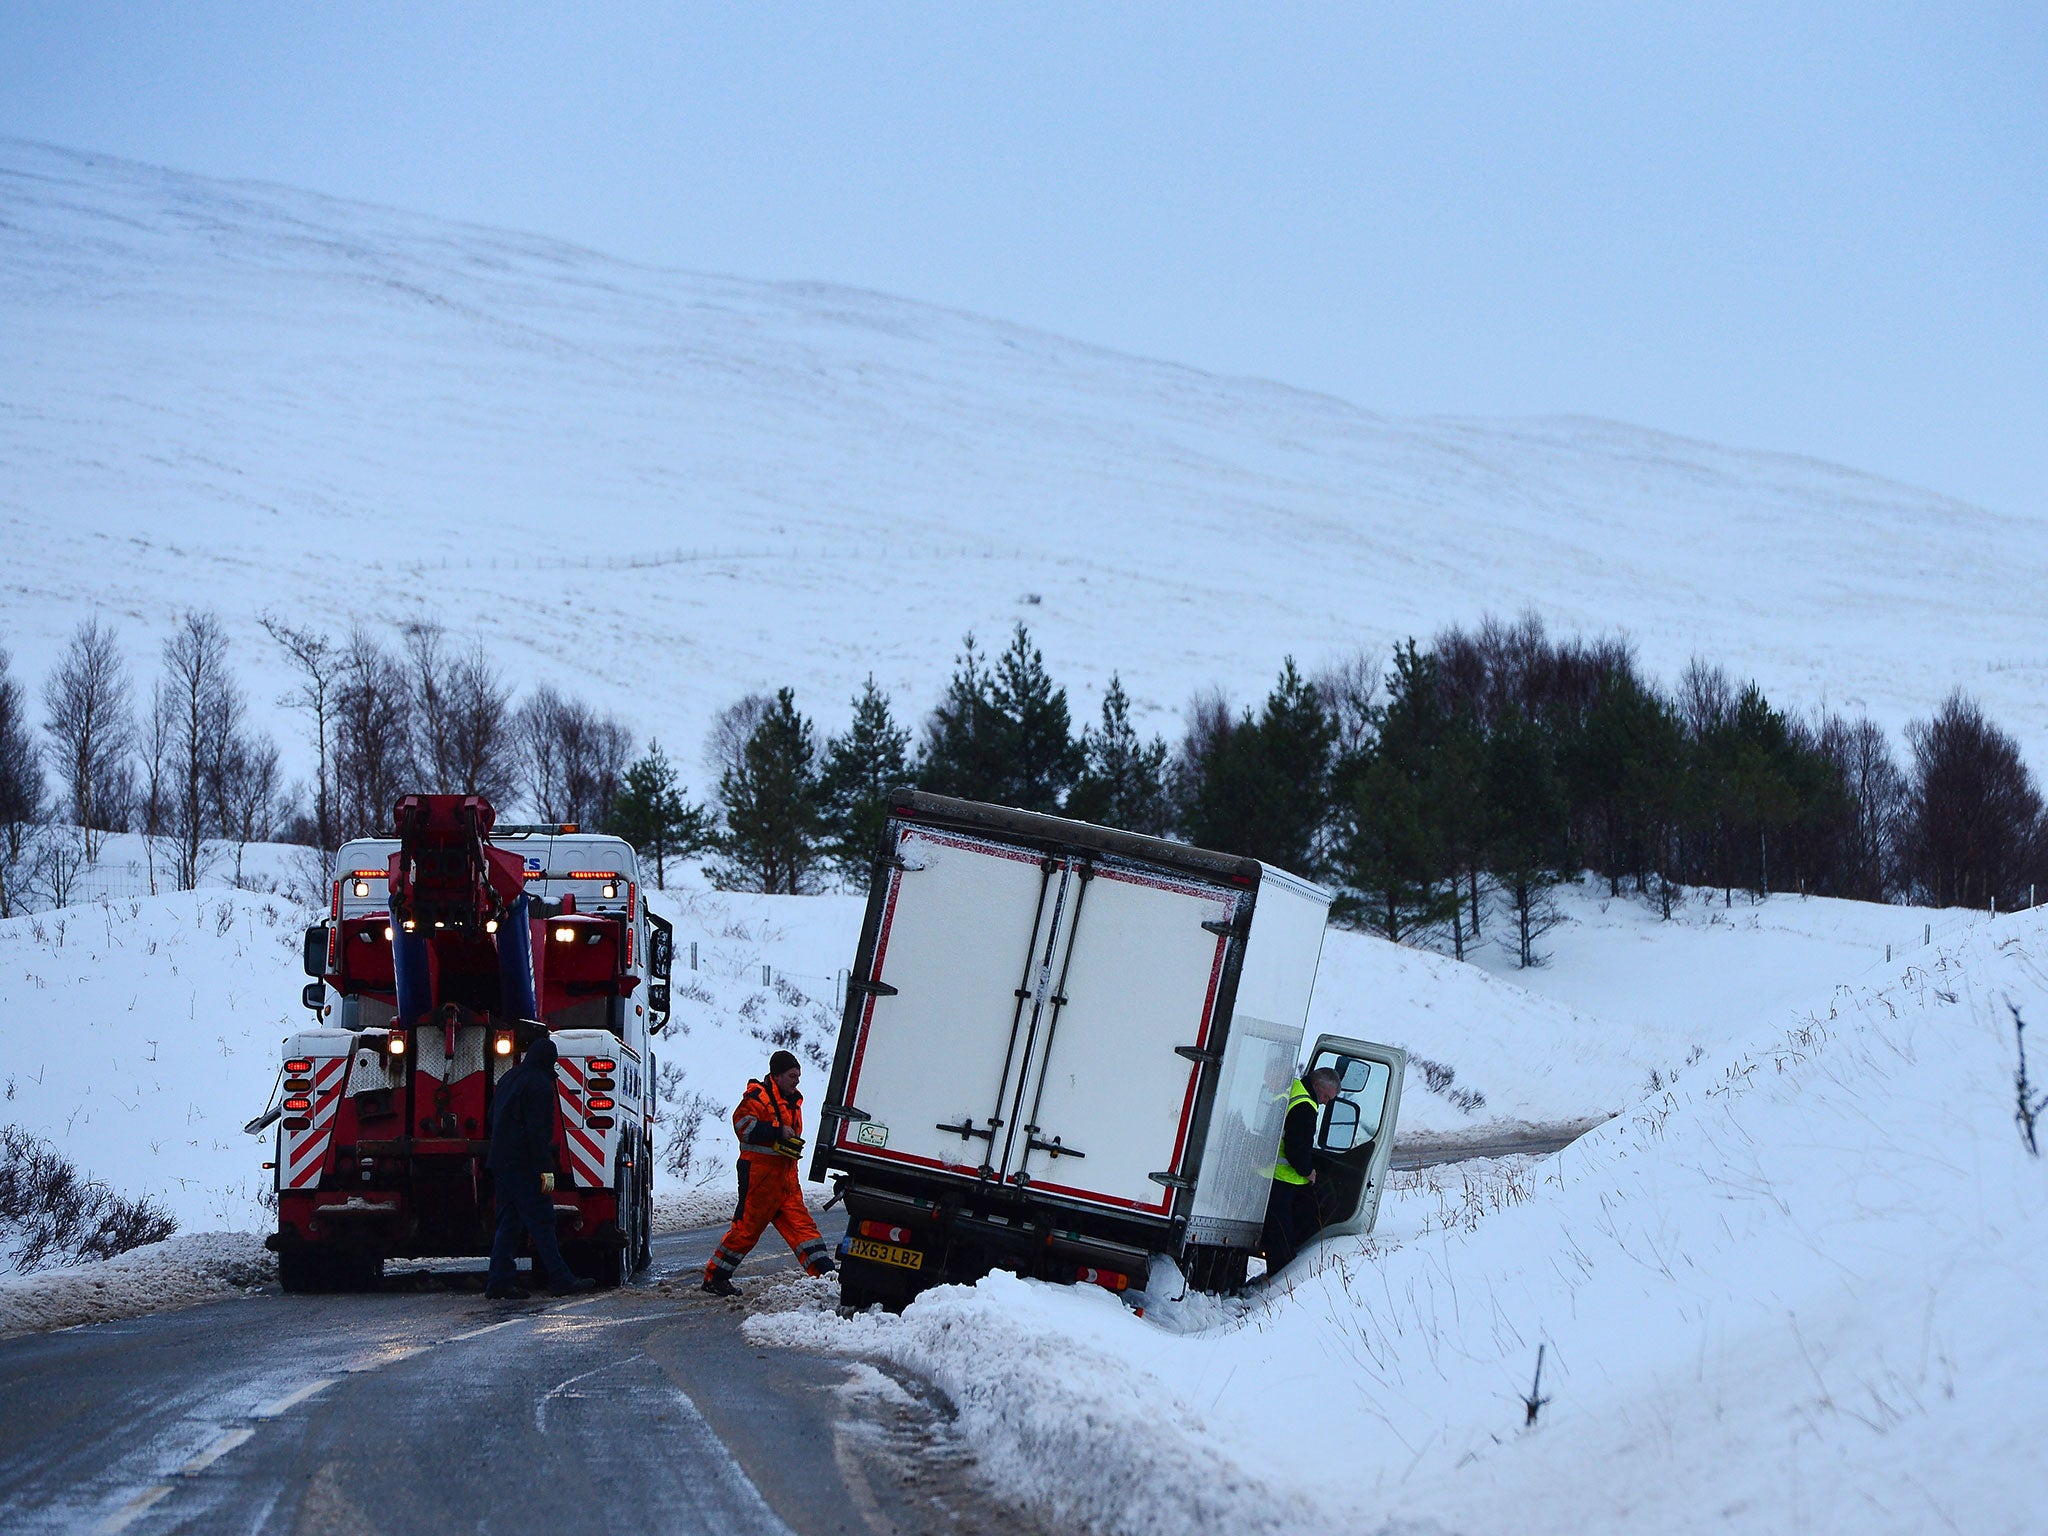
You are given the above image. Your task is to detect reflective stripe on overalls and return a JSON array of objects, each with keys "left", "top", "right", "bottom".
[{"left": 1270, "top": 1077, "right": 1316, "bottom": 1185}]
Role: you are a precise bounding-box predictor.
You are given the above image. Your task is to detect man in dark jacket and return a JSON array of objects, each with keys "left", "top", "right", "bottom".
[
  {"left": 485, "top": 1035, "right": 594, "bottom": 1299},
  {"left": 1260, "top": 1066, "right": 1341, "bottom": 1278}
]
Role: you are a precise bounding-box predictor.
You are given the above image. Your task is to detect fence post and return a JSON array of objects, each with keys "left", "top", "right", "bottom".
[
  {"left": 763, "top": 964, "right": 772, "bottom": 986},
  {"left": 1924, "top": 923, "right": 1931, "bottom": 946},
  {"left": 1885, "top": 944, "right": 1891, "bottom": 962},
  {"left": 690, "top": 941, "right": 698, "bottom": 971}
]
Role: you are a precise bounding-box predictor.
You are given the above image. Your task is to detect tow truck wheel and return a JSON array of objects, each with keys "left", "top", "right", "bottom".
[
  {"left": 634, "top": 1173, "right": 653, "bottom": 1273},
  {"left": 277, "top": 1247, "right": 330, "bottom": 1294}
]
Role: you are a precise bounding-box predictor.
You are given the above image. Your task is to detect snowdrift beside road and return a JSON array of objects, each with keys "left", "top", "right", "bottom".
[
  {"left": 0, "top": 1232, "right": 272, "bottom": 1338},
  {"left": 750, "top": 913, "right": 2048, "bottom": 1536}
]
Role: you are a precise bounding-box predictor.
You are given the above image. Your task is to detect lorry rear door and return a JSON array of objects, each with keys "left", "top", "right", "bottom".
[
  {"left": 1303, "top": 1035, "right": 1406, "bottom": 1237},
  {"left": 831, "top": 825, "right": 1068, "bottom": 1179},
  {"left": 1003, "top": 863, "right": 1244, "bottom": 1215}
]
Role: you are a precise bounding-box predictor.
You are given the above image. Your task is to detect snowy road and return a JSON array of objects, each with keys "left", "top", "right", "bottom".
[{"left": 0, "top": 1220, "right": 1024, "bottom": 1536}]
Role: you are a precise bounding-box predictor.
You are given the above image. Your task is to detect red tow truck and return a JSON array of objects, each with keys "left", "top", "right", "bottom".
[{"left": 259, "top": 794, "right": 673, "bottom": 1292}]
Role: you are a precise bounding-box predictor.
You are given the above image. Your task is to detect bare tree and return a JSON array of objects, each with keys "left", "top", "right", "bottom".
[
  {"left": 0, "top": 645, "right": 49, "bottom": 917},
  {"left": 1901, "top": 690, "right": 2042, "bottom": 910},
  {"left": 41, "top": 618, "right": 135, "bottom": 860},
  {"left": 444, "top": 645, "right": 517, "bottom": 801},
  {"left": 261, "top": 614, "right": 340, "bottom": 855},
  {"left": 1314, "top": 649, "right": 1383, "bottom": 758},
  {"left": 333, "top": 629, "right": 409, "bottom": 840},
  {"left": 156, "top": 612, "right": 235, "bottom": 890},
  {"left": 1813, "top": 713, "right": 1905, "bottom": 902},
  {"left": 522, "top": 686, "right": 633, "bottom": 827}
]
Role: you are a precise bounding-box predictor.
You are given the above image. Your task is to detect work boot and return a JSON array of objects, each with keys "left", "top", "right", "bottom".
[
  {"left": 700, "top": 1272, "right": 741, "bottom": 1298},
  {"left": 485, "top": 1283, "right": 531, "bottom": 1300},
  {"left": 550, "top": 1276, "right": 600, "bottom": 1296}
]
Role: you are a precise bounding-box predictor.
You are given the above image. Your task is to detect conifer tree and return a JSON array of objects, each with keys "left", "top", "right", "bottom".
[
  {"left": 1331, "top": 643, "right": 1459, "bottom": 941},
  {"left": 711, "top": 689, "right": 824, "bottom": 894},
  {"left": 917, "top": 634, "right": 1005, "bottom": 802},
  {"left": 1178, "top": 659, "right": 1332, "bottom": 870},
  {"left": 918, "top": 626, "right": 1080, "bottom": 812},
  {"left": 610, "top": 740, "right": 711, "bottom": 888},
  {"left": 821, "top": 676, "right": 913, "bottom": 886},
  {"left": 1484, "top": 707, "right": 1569, "bottom": 966},
  {"left": 1068, "top": 675, "right": 1170, "bottom": 835}
]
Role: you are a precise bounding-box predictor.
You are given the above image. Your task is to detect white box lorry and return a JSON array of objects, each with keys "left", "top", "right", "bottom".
[{"left": 812, "top": 791, "right": 1406, "bottom": 1309}]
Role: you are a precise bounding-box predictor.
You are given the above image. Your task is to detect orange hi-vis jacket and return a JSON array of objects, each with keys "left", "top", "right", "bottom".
[
  {"left": 707, "top": 1075, "right": 831, "bottom": 1282},
  {"left": 733, "top": 1076, "right": 803, "bottom": 1163}
]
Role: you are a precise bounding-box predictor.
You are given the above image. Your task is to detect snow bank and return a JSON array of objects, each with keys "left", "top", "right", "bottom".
[
  {"left": 0, "top": 891, "right": 307, "bottom": 1233},
  {"left": 0, "top": 1231, "right": 273, "bottom": 1337},
  {"left": 750, "top": 1274, "right": 1318, "bottom": 1536},
  {"left": 748, "top": 914, "right": 2048, "bottom": 1535}
]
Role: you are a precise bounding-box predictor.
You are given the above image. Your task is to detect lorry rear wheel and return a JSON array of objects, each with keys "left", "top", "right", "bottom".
[{"left": 838, "top": 1261, "right": 913, "bottom": 1315}]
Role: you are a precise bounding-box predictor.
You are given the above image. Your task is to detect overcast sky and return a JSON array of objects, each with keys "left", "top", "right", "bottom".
[{"left": 4, "top": 3, "right": 2041, "bottom": 518}]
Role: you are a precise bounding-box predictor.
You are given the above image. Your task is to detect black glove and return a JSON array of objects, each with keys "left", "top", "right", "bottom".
[{"left": 775, "top": 1135, "right": 805, "bottom": 1158}]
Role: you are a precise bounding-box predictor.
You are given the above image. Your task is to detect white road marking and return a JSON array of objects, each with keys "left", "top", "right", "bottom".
[
  {"left": 447, "top": 1316, "right": 524, "bottom": 1343},
  {"left": 179, "top": 1426, "right": 255, "bottom": 1476},
  {"left": 344, "top": 1344, "right": 427, "bottom": 1371},
  {"left": 535, "top": 1354, "right": 645, "bottom": 1434},
  {"left": 96, "top": 1483, "right": 171, "bottom": 1534},
  {"left": 250, "top": 1377, "right": 335, "bottom": 1419}
]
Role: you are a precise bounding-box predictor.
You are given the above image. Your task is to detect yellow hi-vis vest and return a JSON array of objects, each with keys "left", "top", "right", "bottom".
[{"left": 1271, "top": 1078, "right": 1316, "bottom": 1185}]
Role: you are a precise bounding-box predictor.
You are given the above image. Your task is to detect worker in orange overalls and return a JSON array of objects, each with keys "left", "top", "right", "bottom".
[{"left": 701, "top": 1050, "right": 836, "bottom": 1296}]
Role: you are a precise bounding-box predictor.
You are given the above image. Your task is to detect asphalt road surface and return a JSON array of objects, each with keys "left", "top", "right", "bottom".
[{"left": 0, "top": 1215, "right": 1036, "bottom": 1536}]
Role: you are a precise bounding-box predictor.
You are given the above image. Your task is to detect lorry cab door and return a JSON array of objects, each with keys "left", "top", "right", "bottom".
[{"left": 1304, "top": 1036, "right": 1406, "bottom": 1238}]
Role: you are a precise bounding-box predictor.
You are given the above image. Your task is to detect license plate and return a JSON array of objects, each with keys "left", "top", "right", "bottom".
[{"left": 847, "top": 1237, "right": 924, "bottom": 1270}]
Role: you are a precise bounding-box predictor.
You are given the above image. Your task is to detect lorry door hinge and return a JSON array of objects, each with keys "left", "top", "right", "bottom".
[
  {"left": 936, "top": 1118, "right": 998, "bottom": 1141},
  {"left": 1200, "top": 918, "right": 1235, "bottom": 937},
  {"left": 847, "top": 977, "right": 899, "bottom": 998},
  {"left": 819, "top": 1104, "right": 872, "bottom": 1123},
  {"left": 1148, "top": 1171, "right": 1195, "bottom": 1190},
  {"left": 1174, "top": 1045, "right": 1220, "bottom": 1065}
]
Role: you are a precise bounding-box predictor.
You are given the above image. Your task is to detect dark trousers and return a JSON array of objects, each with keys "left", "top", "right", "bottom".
[
  {"left": 1261, "top": 1178, "right": 1323, "bottom": 1275},
  {"left": 487, "top": 1170, "right": 576, "bottom": 1291}
]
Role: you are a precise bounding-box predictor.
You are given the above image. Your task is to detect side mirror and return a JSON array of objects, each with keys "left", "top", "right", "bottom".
[
  {"left": 1320, "top": 1097, "right": 1363, "bottom": 1151},
  {"left": 302, "top": 925, "right": 329, "bottom": 978},
  {"left": 648, "top": 919, "right": 673, "bottom": 980},
  {"left": 301, "top": 981, "right": 325, "bottom": 1012}
]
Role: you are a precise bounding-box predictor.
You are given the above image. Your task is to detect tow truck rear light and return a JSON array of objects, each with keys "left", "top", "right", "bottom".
[
  {"left": 385, "top": 1033, "right": 407, "bottom": 1057},
  {"left": 284, "top": 1077, "right": 312, "bottom": 1092},
  {"left": 283, "top": 1096, "right": 311, "bottom": 1112},
  {"left": 857, "top": 1220, "right": 913, "bottom": 1244},
  {"left": 587, "top": 1076, "right": 615, "bottom": 1091},
  {"left": 285, "top": 1058, "right": 312, "bottom": 1074},
  {"left": 589, "top": 1058, "right": 615, "bottom": 1073},
  {"left": 1076, "top": 1266, "right": 1131, "bottom": 1292},
  {"left": 282, "top": 1118, "right": 311, "bottom": 1131},
  {"left": 553, "top": 926, "right": 576, "bottom": 944},
  {"left": 586, "top": 1116, "right": 614, "bottom": 1129},
  {"left": 493, "top": 1032, "right": 514, "bottom": 1057},
  {"left": 586, "top": 1095, "right": 615, "bottom": 1111}
]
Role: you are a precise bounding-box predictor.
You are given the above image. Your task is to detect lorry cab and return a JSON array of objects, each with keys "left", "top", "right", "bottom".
[{"left": 1301, "top": 1034, "right": 1406, "bottom": 1239}]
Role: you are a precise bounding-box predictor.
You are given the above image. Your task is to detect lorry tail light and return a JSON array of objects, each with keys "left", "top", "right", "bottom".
[
  {"left": 589, "top": 1058, "right": 615, "bottom": 1072},
  {"left": 553, "top": 926, "right": 576, "bottom": 944},
  {"left": 386, "top": 1033, "right": 407, "bottom": 1057},
  {"left": 587, "top": 1115, "right": 614, "bottom": 1129},
  {"left": 282, "top": 1118, "right": 311, "bottom": 1131},
  {"left": 283, "top": 1097, "right": 311, "bottom": 1112},
  {"left": 493, "top": 1032, "right": 514, "bottom": 1057},
  {"left": 587, "top": 1095, "right": 614, "bottom": 1111},
  {"left": 1077, "top": 1267, "right": 1131, "bottom": 1292},
  {"left": 285, "top": 1078, "right": 312, "bottom": 1092},
  {"left": 285, "top": 1058, "right": 312, "bottom": 1074},
  {"left": 485, "top": 918, "right": 499, "bottom": 934},
  {"left": 383, "top": 924, "right": 395, "bottom": 941},
  {"left": 858, "top": 1220, "right": 912, "bottom": 1244}
]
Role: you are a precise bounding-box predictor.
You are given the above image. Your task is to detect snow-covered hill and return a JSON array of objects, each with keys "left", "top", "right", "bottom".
[{"left": 5, "top": 137, "right": 2046, "bottom": 783}]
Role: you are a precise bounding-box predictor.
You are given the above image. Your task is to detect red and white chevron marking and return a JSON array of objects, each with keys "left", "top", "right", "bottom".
[
  {"left": 555, "top": 1057, "right": 608, "bottom": 1189},
  {"left": 283, "top": 1057, "right": 348, "bottom": 1190}
]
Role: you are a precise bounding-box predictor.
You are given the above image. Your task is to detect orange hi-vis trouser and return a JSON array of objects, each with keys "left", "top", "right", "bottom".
[{"left": 705, "top": 1152, "right": 831, "bottom": 1282}]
